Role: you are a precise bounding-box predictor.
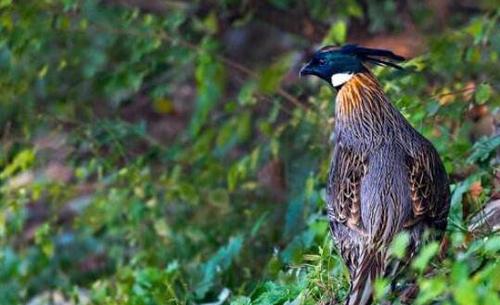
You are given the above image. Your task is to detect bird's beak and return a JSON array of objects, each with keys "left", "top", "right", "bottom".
[{"left": 299, "top": 63, "right": 315, "bottom": 77}]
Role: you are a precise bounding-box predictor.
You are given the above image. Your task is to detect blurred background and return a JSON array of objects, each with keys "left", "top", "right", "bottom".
[{"left": 0, "top": 1, "right": 499, "bottom": 304}]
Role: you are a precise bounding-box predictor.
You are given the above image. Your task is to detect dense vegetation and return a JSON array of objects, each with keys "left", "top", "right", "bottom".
[{"left": 0, "top": 1, "right": 499, "bottom": 304}]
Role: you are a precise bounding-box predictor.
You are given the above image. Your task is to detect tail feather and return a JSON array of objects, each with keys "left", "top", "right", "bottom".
[{"left": 346, "top": 248, "right": 387, "bottom": 305}]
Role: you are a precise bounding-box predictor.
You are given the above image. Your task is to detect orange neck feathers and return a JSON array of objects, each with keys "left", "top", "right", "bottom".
[
  {"left": 336, "top": 72, "right": 384, "bottom": 117},
  {"left": 335, "top": 71, "right": 399, "bottom": 139}
]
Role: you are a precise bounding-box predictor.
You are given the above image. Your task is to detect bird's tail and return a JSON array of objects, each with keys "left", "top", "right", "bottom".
[{"left": 345, "top": 248, "right": 387, "bottom": 305}]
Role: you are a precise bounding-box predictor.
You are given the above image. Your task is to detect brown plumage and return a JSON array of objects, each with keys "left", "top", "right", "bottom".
[{"left": 301, "top": 45, "right": 450, "bottom": 305}]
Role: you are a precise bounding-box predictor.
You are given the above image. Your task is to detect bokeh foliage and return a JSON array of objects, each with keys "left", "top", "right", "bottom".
[{"left": 0, "top": 1, "right": 499, "bottom": 305}]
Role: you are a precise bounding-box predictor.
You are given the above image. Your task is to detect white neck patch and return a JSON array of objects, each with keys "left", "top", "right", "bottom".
[{"left": 331, "top": 73, "right": 353, "bottom": 87}]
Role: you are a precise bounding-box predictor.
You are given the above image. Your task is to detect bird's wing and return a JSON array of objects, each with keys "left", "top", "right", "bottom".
[
  {"left": 327, "top": 145, "right": 367, "bottom": 231},
  {"left": 405, "top": 148, "right": 449, "bottom": 229},
  {"left": 408, "top": 153, "right": 433, "bottom": 219}
]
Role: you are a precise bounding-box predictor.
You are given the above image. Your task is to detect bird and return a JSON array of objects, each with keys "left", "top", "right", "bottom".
[{"left": 300, "top": 44, "right": 450, "bottom": 305}]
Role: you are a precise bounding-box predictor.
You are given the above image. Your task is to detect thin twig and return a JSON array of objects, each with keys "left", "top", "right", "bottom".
[
  {"left": 79, "top": 23, "right": 309, "bottom": 111},
  {"left": 431, "top": 86, "right": 476, "bottom": 98},
  {"left": 157, "top": 30, "right": 308, "bottom": 110}
]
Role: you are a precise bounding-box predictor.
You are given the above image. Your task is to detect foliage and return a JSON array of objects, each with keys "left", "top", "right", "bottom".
[{"left": 0, "top": 1, "right": 499, "bottom": 305}]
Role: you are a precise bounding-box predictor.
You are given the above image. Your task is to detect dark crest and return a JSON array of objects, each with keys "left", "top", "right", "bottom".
[{"left": 321, "top": 44, "right": 405, "bottom": 70}]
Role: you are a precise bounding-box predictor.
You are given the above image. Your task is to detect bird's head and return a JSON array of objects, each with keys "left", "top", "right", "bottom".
[{"left": 300, "top": 44, "right": 405, "bottom": 89}]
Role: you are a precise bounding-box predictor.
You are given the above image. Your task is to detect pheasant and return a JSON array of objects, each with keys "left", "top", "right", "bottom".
[{"left": 300, "top": 44, "right": 450, "bottom": 305}]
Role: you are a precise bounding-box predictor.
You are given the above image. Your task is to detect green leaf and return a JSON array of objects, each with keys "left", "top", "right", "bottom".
[
  {"left": 38, "top": 65, "right": 48, "bottom": 79},
  {"left": 195, "top": 235, "right": 244, "bottom": 299},
  {"left": 203, "top": 11, "right": 218, "bottom": 34},
  {"left": 258, "top": 55, "right": 292, "bottom": 93},
  {"left": 449, "top": 175, "right": 481, "bottom": 223},
  {"left": 230, "top": 296, "right": 251, "bottom": 305},
  {"left": 190, "top": 39, "right": 225, "bottom": 136},
  {"left": 0, "top": 149, "right": 35, "bottom": 179},
  {"left": 34, "top": 223, "right": 54, "bottom": 257},
  {"left": 323, "top": 20, "right": 347, "bottom": 44},
  {"left": 0, "top": 0, "right": 12, "bottom": 8},
  {"left": 483, "top": 236, "right": 500, "bottom": 254},
  {"left": 453, "top": 280, "right": 479, "bottom": 305},
  {"left": 251, "top": 213, "right": 269, "bottom": 237},
  {"left": 227, "top": 164, "right": 240, "bottom": 191},
  {"left": 389, "top": 231, "right": 410, "bottom": 259},
  {"left": 412, "top": 242, "right": 439, "bottom": 272},
  {"left": 237, "top": 82, "right": 258, "bottom": 106},
  {"left": 373, "top": 278, "right": 390, "bottom": 301},
  {"left": 467, "top": 135, "right": 500, "bottom": 163},
  {"left": 483, "top": 291, "right": 500, "bottom": 305},
  {"left": 252, "top": 281, "right": 305, "bottom": 305},
  {"left": 346, "top": 1, "right": 363, "bottom": 17},
  {"left": 475, "top": 83, "right": 491, "bottom": 104},
  {"left": 417, "top": 276, "right": 447, "bottom": 304},
  {"left": 451, "top": 261, "right": 469, "bottom": 285}
]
